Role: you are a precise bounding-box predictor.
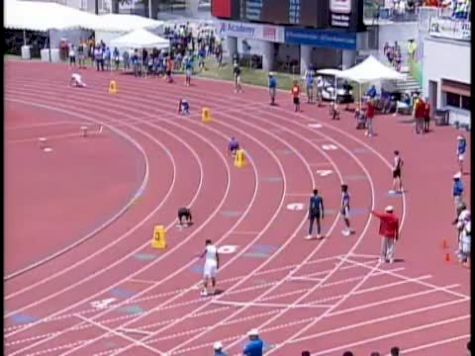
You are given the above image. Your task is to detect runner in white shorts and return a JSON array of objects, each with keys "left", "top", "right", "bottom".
[
  {"left": 199, "top": 239, "right": 220, "bottom": 296},
  {"left": 341, "top": 184, "right": 354, "bottom": 236}
]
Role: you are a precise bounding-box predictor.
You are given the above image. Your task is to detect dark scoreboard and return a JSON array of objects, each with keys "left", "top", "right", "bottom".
[
  {"left": 242, "top": 0, "right": 329, "bottom": 28},
  {"left": 211, "top": 0, "right": 364, "bottom": 31}
]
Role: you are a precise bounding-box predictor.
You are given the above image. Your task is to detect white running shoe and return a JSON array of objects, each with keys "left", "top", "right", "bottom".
[
  {"left": 342, "top": 230, "right": 351, "bottom": 236},
  {"left": 305, "top": 235, "right": 314, "bottom": 240},
  {"left": 200, "top": 289, "right": 208, "bottom": 297},
  {"left": 379, "top": 258, "right": 385, "bottom": 263}
]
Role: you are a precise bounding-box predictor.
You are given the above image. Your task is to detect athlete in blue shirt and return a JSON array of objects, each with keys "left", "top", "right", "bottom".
[
  {"left": 453, "top": 172, "right": 464, "bottom": 210},
  {"left": 307, "top": 189, "right": 325, "bottom": 239},
  {"left": 268, "top": 73, "right": 277, "bottom": 105},
  {"left": 457, "top": 135, "right": 467, "bottom": 174}
]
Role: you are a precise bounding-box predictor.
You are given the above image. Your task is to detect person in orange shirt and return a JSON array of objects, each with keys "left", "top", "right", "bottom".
[
  {"left": 291, "top": 81, "right": 301, "bottom": 112},
  {"left": 413, "top": 95, "right": 425, "bottom": 134},
  {"left": 371, "top": 206, "right": 400, "bottom": 264}
]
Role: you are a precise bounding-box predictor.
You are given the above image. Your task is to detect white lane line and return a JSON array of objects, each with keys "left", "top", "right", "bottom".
[
  {"left": 399, "top": 333, "right": 470, "bottom": 354},
  {"left": 74, "top": 314, "right": 165, "bottom": 355},
  {"left": 211, "top": 300, "right": 333, "bottom": 309}
]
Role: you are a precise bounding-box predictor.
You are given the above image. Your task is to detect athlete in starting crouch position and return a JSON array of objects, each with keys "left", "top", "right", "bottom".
[
  {"left": 70, "top": 73, "right": 86, "bottom": 87},
  {"left": 199, "top": 239, "right": 219, "bottom": 296},
  {"left": 177, "top": 207, "right": 192, "bottom": 226}
]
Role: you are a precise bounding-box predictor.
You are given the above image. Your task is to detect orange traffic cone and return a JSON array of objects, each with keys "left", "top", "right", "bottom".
[{"left": 445, "top": 252, "right": 451, "bottom": 263}]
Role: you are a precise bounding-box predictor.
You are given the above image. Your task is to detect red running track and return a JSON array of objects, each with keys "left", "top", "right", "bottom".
[{"left": 4, "top": 60, "right": 470, "bottom": 356}]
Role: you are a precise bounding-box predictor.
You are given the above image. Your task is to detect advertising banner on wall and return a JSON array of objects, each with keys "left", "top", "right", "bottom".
[
  {"left": 429, "top": 18, "right": 471, "bottom": 41},
  {"left": 218, "top": 21, "right": 285, "bottom": 43},
  {"left": 285, "top": 27, "right": 357, "bottom": 50}
]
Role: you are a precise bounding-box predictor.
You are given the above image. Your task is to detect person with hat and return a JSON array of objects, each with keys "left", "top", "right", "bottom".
[
  {"left": 456, "top": 135, "right": 467, "bottom": 174},
  {"left": 453, "top": 172, "right": 464, "bottom": 210},
  {"left": 213, "top": 341, "right": 228, "bottom": 356},
  {"left": 243, "top": 329, "right": 264, "bottom": 356},
  {"left": 268, "top": 72, "right": 277, "bottom": 105},
  {"left": 371, "top": 206, "right": 400, "bottom": 264}
]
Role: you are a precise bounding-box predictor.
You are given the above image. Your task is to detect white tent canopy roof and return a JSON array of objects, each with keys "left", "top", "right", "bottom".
[
  {"left": 337, "top": 55, "right": 406, "bottom": 83},
  {"left": 94, "top": 14, "right": 164, "bottom": 32},
  {"left": 4, "top": 0, "right": 98, "bottom": 31},
  {"left": 110, "top": 28, "right": 170, "bottom": 49},
  {"left": 316, "top": 68, "right": 343, "bottom": 76},
  {"left": 4, "top": 0, "right": 164, "bottom": 32}
]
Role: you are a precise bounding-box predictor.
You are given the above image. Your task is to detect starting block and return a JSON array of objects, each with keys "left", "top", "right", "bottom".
[
  {"left": 202, "top": 107, "right": 212, "bottom": 123},
  {"left": 234, "top": 149, "right": 246, "bottom": 168},
  {"left": 151, "top": 225, "right": 167, "bottom": 249},
  {"left": 108, "top": 80, "right": 118, "bottom": 95},
  {"left": 80, "top": 126, "right": 88, "bottom": 137}
]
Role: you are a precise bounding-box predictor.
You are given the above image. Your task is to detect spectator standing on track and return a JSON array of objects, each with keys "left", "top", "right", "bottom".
[
  {"left": 305, "top": 70, "right": 314, "bottom": 104},
  {"left": 213, "top": 341, "right": 228, "bottom": 356},
  {"left": 306, "top": 189, "right": 325, "bottom": 240},
  {"left": 292, "top": 81, "right": 301, "bottom": 112},
  {"left": 365, "top": 99, "right": 375, "bottom": 137},
  {"left": 390, "top": 346, "right": 400, "bottom": 356},
  {"left": 341, "top": 184, "right": 354, "bottom": 236},
  {"left": 243, "top": 329, "right": 264, "bottom": 356},
  {"left": 228, "top": 137, "right": 240, "bottom": 156},
  {"left": 459, "top": 215, "right": 471, "bottom": 268},
  {"left": 423, "top": 97, "right": 431, "bottom": 133},
  {"left": 268, "top": 72, "right": 277, "bottom": 105},
  {"left": 233, "top": 63, "right": 242, "bottom": 93},
  {"left": 185, "top": 56, "right": 193, "bottom": 87},
  {"left": 69, "top": 44, "right": 76, "bottom": 67},
  {"left": 199, "top": 239, "right": 219, "bottom": 296},
  {"left": 413, "top": 95, "right": 426, "bottom": 134},
  {"left": 371, "top": 206, "right": 400, "bottom": 264},
  {"left": 452, "top": 172, "right": 464, "bottom": 210},
  {"left": 391, "top": 150, "right": 404, "bottom": 193},
  {"left": 457, "top": 135, "right": 467, "bottom": 174}
]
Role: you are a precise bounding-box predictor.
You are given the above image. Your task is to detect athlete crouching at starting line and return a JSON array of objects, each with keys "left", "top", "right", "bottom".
[
  {"left": 228, "top": 137, "right": 240, "bottom": 157},
  {"left": 177, "top": 207, "right": 192, "bottom": 226},
  {"left": 178, "top": 99, "right": 190, "bottom": 115},
  {"left": 70, "top": 73, "right": 86, "bottom": 87}
]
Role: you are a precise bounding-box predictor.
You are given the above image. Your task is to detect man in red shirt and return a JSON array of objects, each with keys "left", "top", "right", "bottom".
[
  {"left": 291, "top": 81, "right": 301, "bottom": 112},
  {"left": 365, "top": 99, "right": 375, "bottom": 137},
  {"left": 371, "top": 206, "right": 400, "bottom": 263},
  {"left": 413, "top": 96, "right": 425, "bottom": 134}
]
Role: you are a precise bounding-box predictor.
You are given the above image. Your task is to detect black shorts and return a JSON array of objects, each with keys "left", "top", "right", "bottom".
[
  {"left": 393, "top": 168, "right": 401, "bottom": 178},
  {"left": 309, "top": 211, "right": 321, "bottom": 219},
  {"left": 293, "top": 97, "right": 300, "bottom": 105}
]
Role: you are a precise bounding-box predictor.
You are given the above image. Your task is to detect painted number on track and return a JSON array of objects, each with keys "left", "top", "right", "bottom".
[
  {"left": 316, "top": 169, "right": 333, "bottom": 177},
  {"left": 322, "top": 144, "right": 338, "bottom": 151},
  {"left": 218, "top": 245, "right": 238, "bottom": 254},
  {"left": 91, "top": 298, "right": 116, "bottom": 310},
  {"left": 286, "top": 203, "right": 304, "bottom": 211}
]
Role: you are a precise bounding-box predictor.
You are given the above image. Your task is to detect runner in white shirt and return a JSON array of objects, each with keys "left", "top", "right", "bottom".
[
  {"left": 70, "top": 73, "right": 86, "bottom": 87},
  {"left": 199, "top": 239, "right": 220, "bottom": 296}
]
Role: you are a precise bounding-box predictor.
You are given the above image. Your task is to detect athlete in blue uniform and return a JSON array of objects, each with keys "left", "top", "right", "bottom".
[{"left": 306, "top": 189, "right": 325, "bottom": 239}]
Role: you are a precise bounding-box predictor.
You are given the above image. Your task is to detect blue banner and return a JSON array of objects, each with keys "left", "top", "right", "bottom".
[{"left": 284, "top": 28, "right": 357, "bottom": 50}]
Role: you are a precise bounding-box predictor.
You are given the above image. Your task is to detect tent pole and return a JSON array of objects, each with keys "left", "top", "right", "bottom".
[
  {"left": 148, "top": 0, "right": 152, "bottom": 18},
  {"left": 23, "top": 30, "right": 27, "bottom": 46}
]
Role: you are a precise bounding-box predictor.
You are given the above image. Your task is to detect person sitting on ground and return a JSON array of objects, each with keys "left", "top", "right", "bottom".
[
  {"left": 213, "top": 341, "right": 228, "bottom": 356},
  {"left": 178, "top": 99, "right": 190, "bottom": 115},
  {"left": 70, "top": 72, "right": 86, "bottom": 87},
  {"left": 243, "top": 329, "right": 264, "bottom": 356},
  {"left": 177, "top": 207, "right": 192, "bottom": 226},
  {"left": 228, "top": 137, "right": 240, "bottom": 156}
]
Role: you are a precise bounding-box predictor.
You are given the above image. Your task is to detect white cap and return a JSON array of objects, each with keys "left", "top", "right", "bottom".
[
  {"left": 457, "top": 135, "right": 464, "bottom": 140},
  {"left": 385, "top": 205, "right": 394, "bottom": 212},
  {"left": 248, "top": 328, "right": 259, "bottom": 336},
  {"left": 269, "top": 71, "right": 275, "bottom": 76},
  {"left": 213, "top": 341, "right": 223, "bottom": 350},
  {"left": 453, "top": 172, "right": 462, "bottom": 179}
]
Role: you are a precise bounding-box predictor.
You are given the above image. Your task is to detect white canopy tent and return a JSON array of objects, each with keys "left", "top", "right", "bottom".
[
  {"left": 94, "top": 14, "right": 165, "bottom": 32},
  {"left": 337, "top": 55, "right": 406, "bottom": 83},
  {"left": 316, "top": 68, "right": 343, "bottom": 76},
  {"left": 4, "top": 0, "right": 98, "bottom": 31},
  {"left": 110, "top": 28, "right": 170, "bottom": 50}
]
